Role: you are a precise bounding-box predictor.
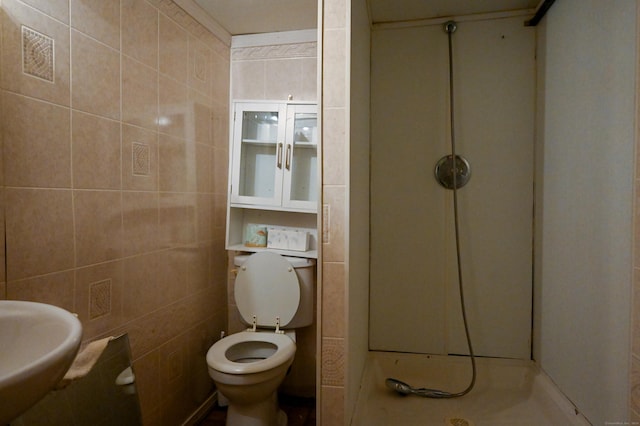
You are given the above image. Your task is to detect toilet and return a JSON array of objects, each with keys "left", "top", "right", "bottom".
[{"left": 206, "top": 251, "right": 316, "bottom": 426}]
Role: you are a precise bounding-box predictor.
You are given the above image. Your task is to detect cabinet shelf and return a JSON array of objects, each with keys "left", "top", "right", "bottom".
[{"left": 241, "top": 139, "right": 278, "bottom": 145}]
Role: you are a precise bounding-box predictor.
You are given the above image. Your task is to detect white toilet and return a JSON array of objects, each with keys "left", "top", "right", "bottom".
[{"left": 206, "top": 251, "right": 316, "bottom": 426}]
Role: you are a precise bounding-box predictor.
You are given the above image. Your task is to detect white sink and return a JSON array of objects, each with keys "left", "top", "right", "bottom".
[{"left": 0, "top": 300, "right": 82, "bottom": 423}]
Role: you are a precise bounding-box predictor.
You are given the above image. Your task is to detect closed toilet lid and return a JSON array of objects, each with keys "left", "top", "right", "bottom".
[{"left": 235, "top": 252, "right": 300, "bottom": 328}]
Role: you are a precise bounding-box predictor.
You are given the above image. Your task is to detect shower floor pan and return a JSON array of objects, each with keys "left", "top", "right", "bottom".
[{"left": 351, "top": 352, "right": 590, "bottom": 426}]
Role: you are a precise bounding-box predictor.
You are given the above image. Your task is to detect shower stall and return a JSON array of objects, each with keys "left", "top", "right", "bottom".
[
  {"left": 370, "top": 16, "right": 535, "bottom": 360},
  {"left": 343, "top": 1, "right": 636, "bottom": 424}
]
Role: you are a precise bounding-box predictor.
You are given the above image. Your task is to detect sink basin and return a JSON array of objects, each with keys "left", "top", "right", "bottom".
[{"left": 0, "top": 300, "right": 82, "bottom": 423}]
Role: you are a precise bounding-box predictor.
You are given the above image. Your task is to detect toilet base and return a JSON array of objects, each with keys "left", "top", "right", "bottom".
[{"left": 226, "top": 392, "right": 288, "bottom": 426}]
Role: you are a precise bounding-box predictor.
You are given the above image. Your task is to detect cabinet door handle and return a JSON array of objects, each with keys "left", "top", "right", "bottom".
[
  {"left": 285, "top": 144, "right": 292, "bottom": 170},
  {"left": 277, "top": 143, "right": 283, "bottom": 169}
]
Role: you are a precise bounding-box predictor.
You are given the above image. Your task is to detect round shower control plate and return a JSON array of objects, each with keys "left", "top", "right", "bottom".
[{"left": 434, "top": 155, "right": 471, "bottom": 190}]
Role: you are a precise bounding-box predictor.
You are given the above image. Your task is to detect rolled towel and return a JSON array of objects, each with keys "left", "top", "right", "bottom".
[{"left": 57, "top": 336, "right": 113, "bottom": 388}]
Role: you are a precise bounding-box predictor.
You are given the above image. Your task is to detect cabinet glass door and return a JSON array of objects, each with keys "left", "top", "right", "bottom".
[
  {"left": 283, "top": 105, "right": 318, "bottom": 210},
  {"left": 231, "top": 103, "right": 286, "bottom": 206}
]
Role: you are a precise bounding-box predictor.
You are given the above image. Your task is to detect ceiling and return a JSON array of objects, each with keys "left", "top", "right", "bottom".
[{"left": 188, "top": 0, "right": 541, "bottom": 36}]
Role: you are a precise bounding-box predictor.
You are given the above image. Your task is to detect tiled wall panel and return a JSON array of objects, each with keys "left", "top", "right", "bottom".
[{"left": 0, "top": 0, "right": 230, "bottom": 424}]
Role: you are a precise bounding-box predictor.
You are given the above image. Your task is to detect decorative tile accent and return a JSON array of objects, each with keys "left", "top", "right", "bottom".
[
  {"left": 90, "top": 279, "right": 112, "bottom": 319},
  {"left": 321, "top": 337, "right": 344, "bottom": 386},
  {"left": 323, "top": 204, "right": 330, "bottom": 244},
  {"left": 132, "top": 142, "right": 150, "bottom": 176},
  {"left": 22, "top": 25, "right": 55, "bottom": 82},
  {"left": 194, "top": 51, "right": 207, "bottom": 82},
  {"left": 232, "top": 42, "right": 317, "bottom": 61}
]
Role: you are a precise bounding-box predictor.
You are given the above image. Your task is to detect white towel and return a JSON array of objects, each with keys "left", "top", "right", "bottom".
[{"left": 57, "top": 336, "right": 113, "bottom": 388}]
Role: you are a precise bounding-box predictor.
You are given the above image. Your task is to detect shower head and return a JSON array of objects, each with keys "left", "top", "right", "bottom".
[
  {"left": 385, "top": 378, "right": 413, "bottom": 395},
  {"left": 444, "top": 20, "right": 457, "bottom": 34},
  {"left": 385, "top": 377, "right": 454, "bottom": 398}
]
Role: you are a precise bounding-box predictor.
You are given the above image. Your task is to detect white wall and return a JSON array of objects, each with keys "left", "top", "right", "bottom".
[{"left": 535, "top": 1, "right": 635, "bottom": 423}]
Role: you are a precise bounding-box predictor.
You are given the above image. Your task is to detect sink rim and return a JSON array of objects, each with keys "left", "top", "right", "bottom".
[{"left": 0, "top": 300, "right": 82, "bottom": 422}]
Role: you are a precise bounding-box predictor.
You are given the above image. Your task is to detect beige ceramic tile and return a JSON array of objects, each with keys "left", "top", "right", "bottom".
[
  {"left": 121, "top": 0, "right": 158, "bottom": 69},
  {"left": 70, "top": 0, "right": 120, "bottom": 49},
  {"left": 211, "top": 146, "right": 228, "bottom": 195},
  {"left": 122, "top": 252, "right": 158, "bottom": 320},
  {"left": 7, "top": 271, "right": 75, "bottom": 311},
  {"left": 5, "top": 188, "right": 74, "bottom": 280},
  {"left": 71, "top": 29, "right": 120, "bottom": 119},
  {"left": 158, "top": 75, "right": 189, "bottom": 139},
  {"left": 158, "top": 134, "right": 191, "bottom": 192},
  {"left": 196, "top": 194, "right": 212, "bottom": 242},
  {"left": 133, "top": 350, "right": 161, "bottom": 417},
  {"left": 265, "top": 58, "right": 302, "bottom": 101},
  {"left": 188, "top": 35, "right": 212, "bottom": 96},
  {"left": 72, "top": 110, "right": 121, "bottom": 189},
  {"left": 322, "top": 185, "right": 346, "bottom": 262},
  {"left": 322, "top": 262, "right": 345, "bottom": 338},
  {"left": 211, "top": 53, "right": 230, "bottom": 102},
  {"left": 122, "top": 191, "right": 159, "bottom": 257},
  {"left": 159, "top": 192, "right": 196, "bottom": 248},
  {"left": 301, "top": 57, "right": 318, "bottom": 101},
  {"left": 159, "top": 13, "right": 188, "bottom": 83},
  {"left": 0, "top": 191, "right": 4, "bottom": 288},
  {"left": 74, "top": 260, "right": 124, "bottom": 339},
  {"left": 211, "top": 104, "right": 229, "bottom": 148},
  {"left": 185, "top": 322, "right": 216, "bottom": 399},
  {"left": 210, "top": 239, "right": 228, "bottom": 286},
  {"left": 322, "top": 107, "right": 346, "bottom": 186},
  {"left": 126, "top": 297, "right": 192, "bottom": 358},
  {"left": 321, "top": 385, "right": 345, "bottom": 426},
  {"left": 156, "top": 249, "right": 189, "bottom": 308},
  {"left": 323, "top": 28, "right": 346, "bottom": 108},
  {"left": 1, "top": 0, "right": 71, "bottom": 105},
  {"left": 196, "top": 143, "right": 211, "bottom": 193},
  {"left": 19, "top": 0, "right": 69, "bottom": 23},
  {"left": 212, "top": 194, "right": 226, "bottom": 229},
  {"left": 3, "top": 92, "right": 71, "bottom": 188},
  {"left": 634, "top": 355, "right": 640, "bottom": 414},
  {"left": 324, "top": 0, "right": 346, "bottom": 30},
  {"left": 122, "top": 124, "right": 159, "bottom": 191},
  {"left": 191, "top": 94, "right": 211, "bottom": 145},
  {"left": 122, "top": 55, "right": 159, "bottom": 130},
  {"left": 231, "top": 60, "right": 265, "bottom": 100},
  {"left": 634, "top": 269, "right": 640, "bottom": 356},
  {"left": 186, "top": 243, "right": 211, "bottom": 294},
  {"left": 74, "top": 190, "right": 123, "bottom": 267},
  {"left": 157, "top": 333, "right": 190, "bottom": 400},
  {"left": 321, "top": 337, "right": 345, "bottom": 387}
]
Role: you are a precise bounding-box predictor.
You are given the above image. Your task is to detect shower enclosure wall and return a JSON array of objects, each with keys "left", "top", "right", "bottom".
[{"left": 370, "top": 16, "right": 535, "bottom": 359}]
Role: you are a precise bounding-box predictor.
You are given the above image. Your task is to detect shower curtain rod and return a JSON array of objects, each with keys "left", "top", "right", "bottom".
[
  {"left": 525, "top": 0, "right": 556, "bottom": 26},
  {"left": 372, "top": 9, "right": 535, "bottom": 31}
]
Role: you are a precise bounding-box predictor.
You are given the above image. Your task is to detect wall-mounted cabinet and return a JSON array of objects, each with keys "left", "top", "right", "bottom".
[
  {"left": 230, "top": 102, "right": 317, "bottom": 211},
  {"left": 227, "top": 101, "right": 319, "bottom": 258}
]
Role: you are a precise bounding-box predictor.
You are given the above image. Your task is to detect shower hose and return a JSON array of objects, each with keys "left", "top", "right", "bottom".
[{"left": 385, "top": 20, "right": 477, "bottom": 399}]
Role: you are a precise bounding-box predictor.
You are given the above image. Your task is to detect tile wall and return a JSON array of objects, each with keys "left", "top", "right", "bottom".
[
  {"left": 0, "top": 0, "right": 230, "bottom": 424},
  {"left": 632, "top": 3, "right": 640, "bottom": 420},
  {"left": 320, "top": 0, "right": 348, "bottom": 423}
]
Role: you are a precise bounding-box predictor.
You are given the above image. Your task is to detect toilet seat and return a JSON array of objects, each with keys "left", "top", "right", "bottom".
[
  {"left": 235, "top": 252, "right": 300, "bottom": 328},
  {"left": 207, "top": 331, "right": 296, "bottom": 374}
]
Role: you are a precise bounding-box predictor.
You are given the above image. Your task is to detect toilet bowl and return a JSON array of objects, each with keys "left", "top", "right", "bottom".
[{"left": 206, "top": 252, "right": 315, "bottom": 426}]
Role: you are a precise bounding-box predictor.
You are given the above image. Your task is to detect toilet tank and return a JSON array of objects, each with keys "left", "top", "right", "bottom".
[{"left": 234, "top": 254, "right": 316, "bottom": 328}]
